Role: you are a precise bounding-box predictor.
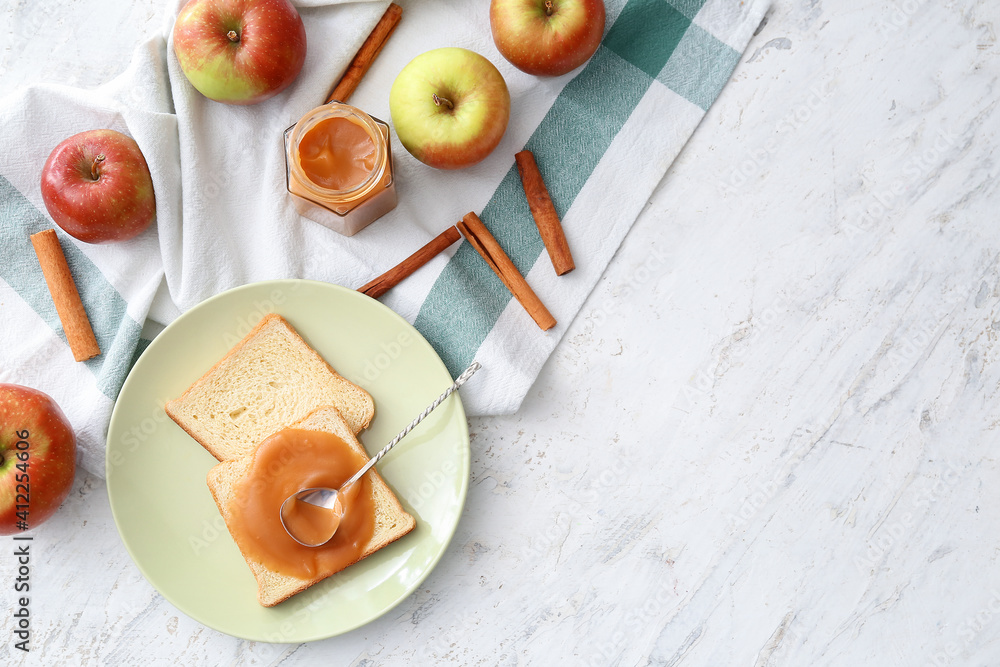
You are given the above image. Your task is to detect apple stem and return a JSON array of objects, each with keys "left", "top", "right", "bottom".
[
  {"left": 227, "top": 30, "right": 240, "bottom": 43},
  {"left": 91, "top": 154, "right": 105, "bottom": 181},
  {"left": 432, "top": 94, "right": 454, "bottom": 111},
  {"left": 545, "top": 0, "right": 554, "bottom": 16}
]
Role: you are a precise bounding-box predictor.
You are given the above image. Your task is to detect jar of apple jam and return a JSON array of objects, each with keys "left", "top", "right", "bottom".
[{"left": 283, "top": 102, "right": 397, "bottom": 236}]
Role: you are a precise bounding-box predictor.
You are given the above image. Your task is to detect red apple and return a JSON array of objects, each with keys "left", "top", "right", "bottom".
[
  {"left": 0, "top": 385, "right": 76, "bottom": 535},
  {"left": 490, "top": 0, "right": 606, "bottom": 76},
  {"left": 40, "top": 129, "right": 156, "bottom": 244},
  {"left": 173, "top": 0, "right": 307, "bottom": 105},
  {"left": 389, "top": 48, "right": 510, "bottom": 170}
]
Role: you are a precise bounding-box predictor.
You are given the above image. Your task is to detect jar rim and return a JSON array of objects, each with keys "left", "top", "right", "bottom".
[{"left": 286, "top": 102, "right": 387, "bottom": 202}]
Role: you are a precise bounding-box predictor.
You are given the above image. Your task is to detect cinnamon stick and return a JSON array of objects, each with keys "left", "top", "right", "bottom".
[
  {"left": 30, "top": 229, "right": 100, "bottom": 361},
  {"left": 456, "top": 212, "right": 556, "bottom": 331},
  {"left": 358, "top": 226, "right": 462, "bottom": 299},
  {"left": 515, "top": 150, "right": 575, "bottom": 275},
  {"left": 326, "top": 3, "right": 403, "bottom": 104}
]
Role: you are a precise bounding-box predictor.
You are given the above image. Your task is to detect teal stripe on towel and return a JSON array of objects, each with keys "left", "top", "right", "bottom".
[
  {"left": 603, "top": 0, "right": 690, "bottom": 79},
  {"left": 0, "top": 174, "right": 142, "bottom": 400},
  {"left": 665, "top": 0, "right": 708, "bottom": 21},
  {"left": 657, "top": 21, "right": 741, "bottom": 110},
  {"left": 414, "top": 0, "right": 693, "bottom": 376}
]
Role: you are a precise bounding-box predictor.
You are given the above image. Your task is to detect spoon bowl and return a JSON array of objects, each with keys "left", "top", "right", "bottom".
[{"left": 279, "top": 486, "right": 347, "bottom": 548}]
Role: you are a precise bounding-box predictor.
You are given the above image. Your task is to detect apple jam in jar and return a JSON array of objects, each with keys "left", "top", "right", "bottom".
[{"left": 284, "top": 102, "right": 397, "bottom": 236}]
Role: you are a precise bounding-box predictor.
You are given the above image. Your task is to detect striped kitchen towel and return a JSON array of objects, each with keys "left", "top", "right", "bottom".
[{"left": 0, "top": 0, "right": 770, "bottom": 476}]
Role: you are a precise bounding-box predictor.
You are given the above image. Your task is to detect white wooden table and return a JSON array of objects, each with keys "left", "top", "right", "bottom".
[{"left": 3, "top": 1, "right": 999, "bottom": 664}]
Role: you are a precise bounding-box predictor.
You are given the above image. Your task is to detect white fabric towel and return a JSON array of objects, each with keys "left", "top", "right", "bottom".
[{"left": 0, "top": 0, "right": 771, "bottom": 476}]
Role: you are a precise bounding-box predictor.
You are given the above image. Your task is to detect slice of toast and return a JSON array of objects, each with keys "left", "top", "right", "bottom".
[
  {"left": 165, "top": 313, "right": 375, "bottom": 461},
  {"left": 207, "top": 405, "right": 416, "bottom": 607}
]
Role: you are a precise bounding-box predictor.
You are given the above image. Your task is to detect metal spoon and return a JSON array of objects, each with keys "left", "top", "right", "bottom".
[{"left": 279, "top": 360, "right": 481, "bottom": 547}]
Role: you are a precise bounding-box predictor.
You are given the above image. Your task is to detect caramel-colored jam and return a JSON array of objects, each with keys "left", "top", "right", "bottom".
[
  {"left": 284, "top": 103, "right": 397, "bottom": 236},
  {"left": 298, "top": 116, "right": 377, "bottom": 191},
  {"left": 226, "top": 428, "right": 376, "bottom": 580}
]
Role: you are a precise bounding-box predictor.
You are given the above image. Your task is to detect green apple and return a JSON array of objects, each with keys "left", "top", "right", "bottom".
[{"left": 389, "top": 48, "right": 510, "bottom": 170}]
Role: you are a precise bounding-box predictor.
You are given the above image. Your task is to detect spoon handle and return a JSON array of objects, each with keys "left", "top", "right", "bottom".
[{"left": 343, "top": 360, "right": 481, "bottom": 490}]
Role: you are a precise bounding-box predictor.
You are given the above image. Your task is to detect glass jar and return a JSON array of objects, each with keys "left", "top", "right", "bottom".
[{"left": 284, "top": 102, "right": 397, "bottom": 236}]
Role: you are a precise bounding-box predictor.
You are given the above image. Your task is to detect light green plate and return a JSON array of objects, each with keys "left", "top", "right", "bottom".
[{"left": 106, "top": 280, "right": 469, "bottom": 642}]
